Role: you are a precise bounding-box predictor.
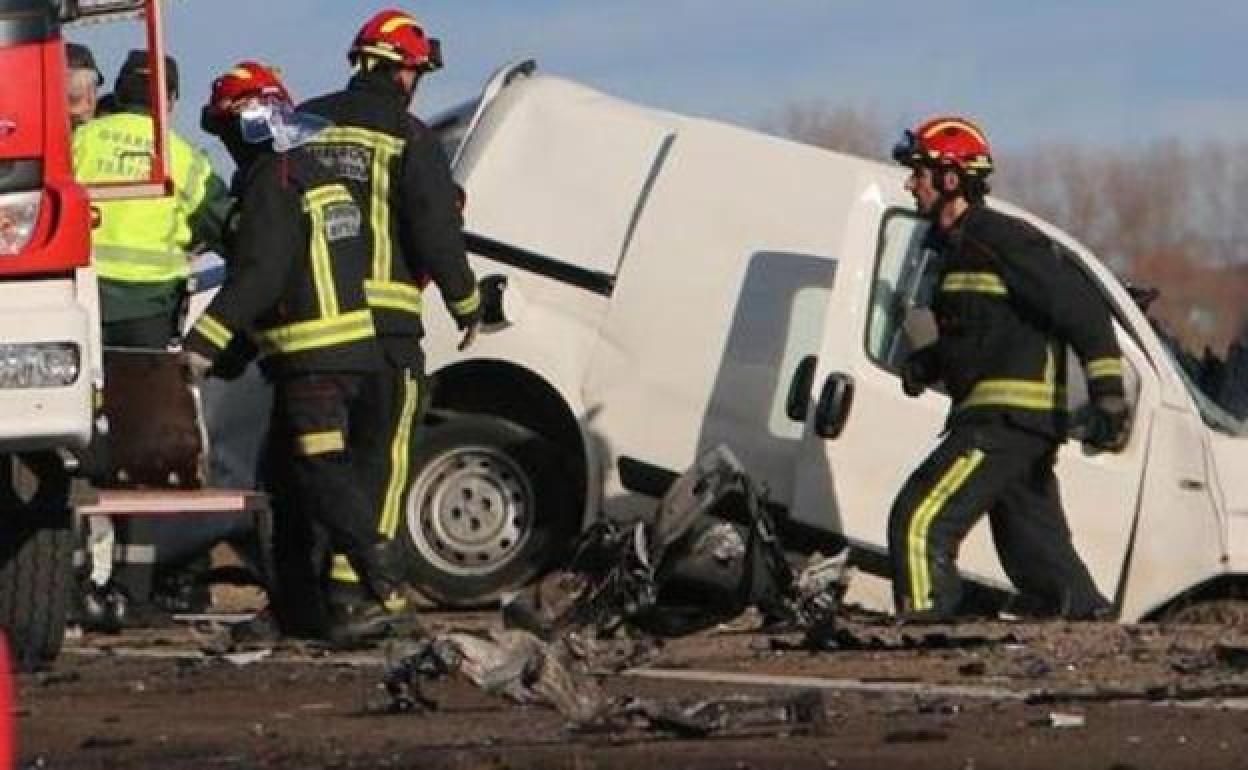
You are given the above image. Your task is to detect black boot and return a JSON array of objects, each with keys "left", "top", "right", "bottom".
[{"left": 326, "top": 541, "right": 424, "bottom": 647}]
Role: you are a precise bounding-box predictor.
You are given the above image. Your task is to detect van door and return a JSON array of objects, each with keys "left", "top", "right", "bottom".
[{"left": 789, "top": 205, "right": 1157, "bottom": 609}]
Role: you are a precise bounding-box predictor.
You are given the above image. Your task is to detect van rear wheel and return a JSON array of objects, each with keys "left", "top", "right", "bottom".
[{"left": 400, "top": 416, "right": 577, "bottom": 606}]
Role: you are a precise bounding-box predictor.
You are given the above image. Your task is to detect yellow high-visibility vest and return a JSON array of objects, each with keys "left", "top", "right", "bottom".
[{"left": 73, "top": 112, "right": 220, "bottom": 284}]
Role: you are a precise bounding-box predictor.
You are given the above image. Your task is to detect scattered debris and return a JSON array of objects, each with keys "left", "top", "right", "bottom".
[
  {"left": 223, "top": 648, "right": 273, "bottom": 666},
  {"left": 1045, "top": 712, "right": 1086, "bottom": 729}
]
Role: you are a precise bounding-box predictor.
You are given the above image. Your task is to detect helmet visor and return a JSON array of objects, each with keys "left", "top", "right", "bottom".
[{"left": 238, "top": 98, "right": 331, "bottom": 151}]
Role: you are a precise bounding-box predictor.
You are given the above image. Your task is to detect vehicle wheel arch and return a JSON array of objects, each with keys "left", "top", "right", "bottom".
[
  {"left": 427, "top": 358, "right": 593, "bottom": 520},
  {"left": 1142, "top": 573, "right": 1248, "bottom": 626}
]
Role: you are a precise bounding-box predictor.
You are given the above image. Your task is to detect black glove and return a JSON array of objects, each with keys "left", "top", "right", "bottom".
[
  {"left": 901, "top": 346, "right": 939, "bottom": 398},
  {"left": 1084, "top": 395, "right": 1130, "bottom": 451}
]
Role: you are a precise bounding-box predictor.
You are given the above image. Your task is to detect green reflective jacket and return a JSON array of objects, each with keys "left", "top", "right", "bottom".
[{"left": 73, "top": 111, "right": 229, "bottom": 284}]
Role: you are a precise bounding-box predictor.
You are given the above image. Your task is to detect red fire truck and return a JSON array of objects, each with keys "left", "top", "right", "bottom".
[{"left": 0, "top": 0, "right": 245, "bottom": 671}]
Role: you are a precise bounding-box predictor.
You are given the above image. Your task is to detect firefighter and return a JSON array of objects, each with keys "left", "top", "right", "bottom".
[
  {"left": 184, "top": 61, "right": 421, "bottom": 642},
  {"left": 298, "top": 8, "right": 481, "bottom": 641},
  {"left": 886, "top": 116, "right": 1129, "bottom": 623},
  {"left": 73, "top": 50, "right": 230, "bottom": 349},
  {"left": 66, "top": 42, "right": 102, "bottom": 128}
]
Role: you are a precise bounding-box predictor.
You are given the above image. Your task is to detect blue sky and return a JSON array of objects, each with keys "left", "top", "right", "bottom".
[{"left": 68, "top": 0, "right": 1246, "bottom": 160}]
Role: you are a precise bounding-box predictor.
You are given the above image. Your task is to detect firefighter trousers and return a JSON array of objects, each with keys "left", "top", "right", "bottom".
[
  {"left": 887, "top": 419, "right": 1109, "bottom": 620},
  {"left": 327, "top": 365, "right": 429, "bottom": 595},
  {"left": 263, "top": 372, "right": 391, "bottom": 634}
]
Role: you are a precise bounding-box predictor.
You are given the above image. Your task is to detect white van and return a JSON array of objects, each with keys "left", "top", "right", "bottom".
[{"left": 399, "top": 61, "right": 1248, "bottom": 623}]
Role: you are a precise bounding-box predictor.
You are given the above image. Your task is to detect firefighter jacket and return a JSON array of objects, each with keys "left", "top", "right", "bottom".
[
  {"left": 922, "top": 205, "right": 1125, "bottom": 438},
  {"left": 183, "top": 148, "right": 383, "bottom": 378},
  {"left": 299, "top": 71, "right": 480, "bottom": 365},
  {"left": 73, "top": 110, "right": 230, "bottom": 285}
]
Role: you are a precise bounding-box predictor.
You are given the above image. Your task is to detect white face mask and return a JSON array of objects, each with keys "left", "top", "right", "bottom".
[{"left": 237, "top": 97, "right": 331, "bottom": 152}]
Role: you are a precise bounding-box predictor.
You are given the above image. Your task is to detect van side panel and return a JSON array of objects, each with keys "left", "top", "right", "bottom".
[
  {"left": 456, "top": 77, "right": 673, "bottom": 278},
  {"left": 582, "top": 117, "right": 866, "bottom": 514}
]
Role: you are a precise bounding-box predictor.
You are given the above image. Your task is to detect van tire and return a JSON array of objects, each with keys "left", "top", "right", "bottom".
[
  {"left": 400, "top": 416, "right": 576, "bottom": 606},
  {"left": 0, "top": 454, "right": 74, "bottom": 671}
]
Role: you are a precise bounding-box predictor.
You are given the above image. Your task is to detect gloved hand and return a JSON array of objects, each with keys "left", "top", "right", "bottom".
[
  {"left": 1083, "top": 394, "right": 1130, "bottom": 451},
  {"left": 182, "top": 350, "right": 214, "bottom": 383},
  {"left": 457, "top": 319, "right": 481, "bottom": 352},
  {"left": 455, "top": 301, "right": 483, "bottom": 352},
  {"left": 901, "top": 346, "right": 938, "bottom": 398}
]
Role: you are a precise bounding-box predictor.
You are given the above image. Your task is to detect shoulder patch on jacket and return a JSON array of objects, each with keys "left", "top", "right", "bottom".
[{"left": 323, "top": 201, "right": 362, "bottom": 241}]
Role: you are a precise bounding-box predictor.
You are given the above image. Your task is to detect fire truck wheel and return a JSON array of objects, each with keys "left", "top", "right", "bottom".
[
  {"left": 0, "top": 453, "right": 74, "bottom": 671},
  {"left": 400, "top": 416, "right": 577, "bottom": 607}
]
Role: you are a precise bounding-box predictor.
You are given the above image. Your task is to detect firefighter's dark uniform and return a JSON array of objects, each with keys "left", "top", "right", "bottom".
[
  {"left": 299, "top": 70, "right": 480, "bottom": 595},
  {"left": 887, "top": 204, "right": 1123, "bottom": 621},
  {"left": 183, "top": 148, "right": 403, "bottom": 632}
]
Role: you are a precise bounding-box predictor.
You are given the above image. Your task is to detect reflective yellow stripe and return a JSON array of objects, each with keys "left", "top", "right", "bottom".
[
  {"left": 304, "top": 185, "right": 355, "bottom": 208},
  {"left": 365, "top": 279, "right": 423, "bottom": 315},
  {"left": 195, "top": 314, "right": 233, "bottom": 351},
  {"left": 941, "top": 272, "right": 1007, "bottom": 296},
  {"left": 330, "top": 554, "right": 360, "bottom": 584},
  {"left": 907, "top": 449, "right": 984, "bottom": 610},
  {"left": 1086, "top": 357, "right": 1123, "bottom": 380},
  {"left": 303, "top": 183, "right": 356, "bottom": 320},
  {"left": 296, "top": 430, "right": 345, "bottom": 456},
  {"left": 450, "top": 287, "right": 481, "bottom": 317},
  {"left": 304, "top": 201, "right": 339, "bottom": 319},
  {"left": 306, "top": 127, "right": 403, "bottom": 283},
  {"left": 259, "top": 310, "right": 375, "bottom": 354},
  {"left": 371, "top": 145, "right": 393, "bottom": 283},
  {"left": 379, "top": 373, "right": 421, "bottom": 538},
  {"left": 313, "top": 126, "right": 405, "bottom": 156},
  {"left": 961, "top": 379, "right": 1067, "bottom": 411}
]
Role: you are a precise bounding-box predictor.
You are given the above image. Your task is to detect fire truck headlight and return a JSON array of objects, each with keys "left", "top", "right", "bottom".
[
  {"left": 0, "top": 190, "right": 42, "bottom": 257},
  {"left": 0, "top": 343, "right": 81, "bottom": 388}
]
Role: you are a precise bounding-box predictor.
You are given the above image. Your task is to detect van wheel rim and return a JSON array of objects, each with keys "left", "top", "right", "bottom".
[{"left": 407, "top": 445, "right": 534, "bottom": 577}]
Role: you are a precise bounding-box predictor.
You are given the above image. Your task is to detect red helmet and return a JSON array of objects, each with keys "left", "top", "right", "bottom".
[
  {"left": 206, "top": 61, "right": 291, "bottom": 117},
  {"left": 349, "top": 9, "right": 442, "bottom": 72},
  {"left": 893, "top": 116, "right": 994, "bottom": 178}
]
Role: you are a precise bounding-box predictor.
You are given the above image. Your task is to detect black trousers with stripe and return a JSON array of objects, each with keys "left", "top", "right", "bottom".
[
  {"left": 327, "top": 365, "right": 428, "bottom": 593},
  {"left": 264, "top": 372, "right": 392, "bottom": 634},
  {"left": 886, "top": 419, "right": 1109, "bottom": 620}
]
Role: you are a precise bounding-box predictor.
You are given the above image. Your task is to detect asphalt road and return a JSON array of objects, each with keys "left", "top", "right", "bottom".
[{"left": 14, "top": 611, "right": 1248, "bottom": 770}]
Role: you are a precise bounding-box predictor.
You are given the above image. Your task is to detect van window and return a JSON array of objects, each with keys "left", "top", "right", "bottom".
[{"left": 865, "top": 211, "right": 935, "bottom": 372}]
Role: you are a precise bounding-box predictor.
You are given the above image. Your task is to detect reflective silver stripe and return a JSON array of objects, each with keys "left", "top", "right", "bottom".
[{"left": 93, "top": 243, "right": 189, "bottom": 282}]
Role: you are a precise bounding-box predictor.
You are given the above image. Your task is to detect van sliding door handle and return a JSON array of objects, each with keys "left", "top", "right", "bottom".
[
  {"left": 814, "top": 372, "right": 854, "bottom": 439},
  {"left": 786, "top": 355, "right": 817, "bottom": 421},
  {"left": 1179, "top": 478, "right": 1206, "bottom": 491}
]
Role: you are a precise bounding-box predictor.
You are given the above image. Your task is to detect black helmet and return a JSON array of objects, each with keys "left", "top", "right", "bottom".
[{"left": 114, "top": 49, "right": 180, "bottom": 107}]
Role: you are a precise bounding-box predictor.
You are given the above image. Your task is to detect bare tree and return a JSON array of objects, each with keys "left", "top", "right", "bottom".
[{"left": 763, "top": 102, "right": 886, "bottom": 160}]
